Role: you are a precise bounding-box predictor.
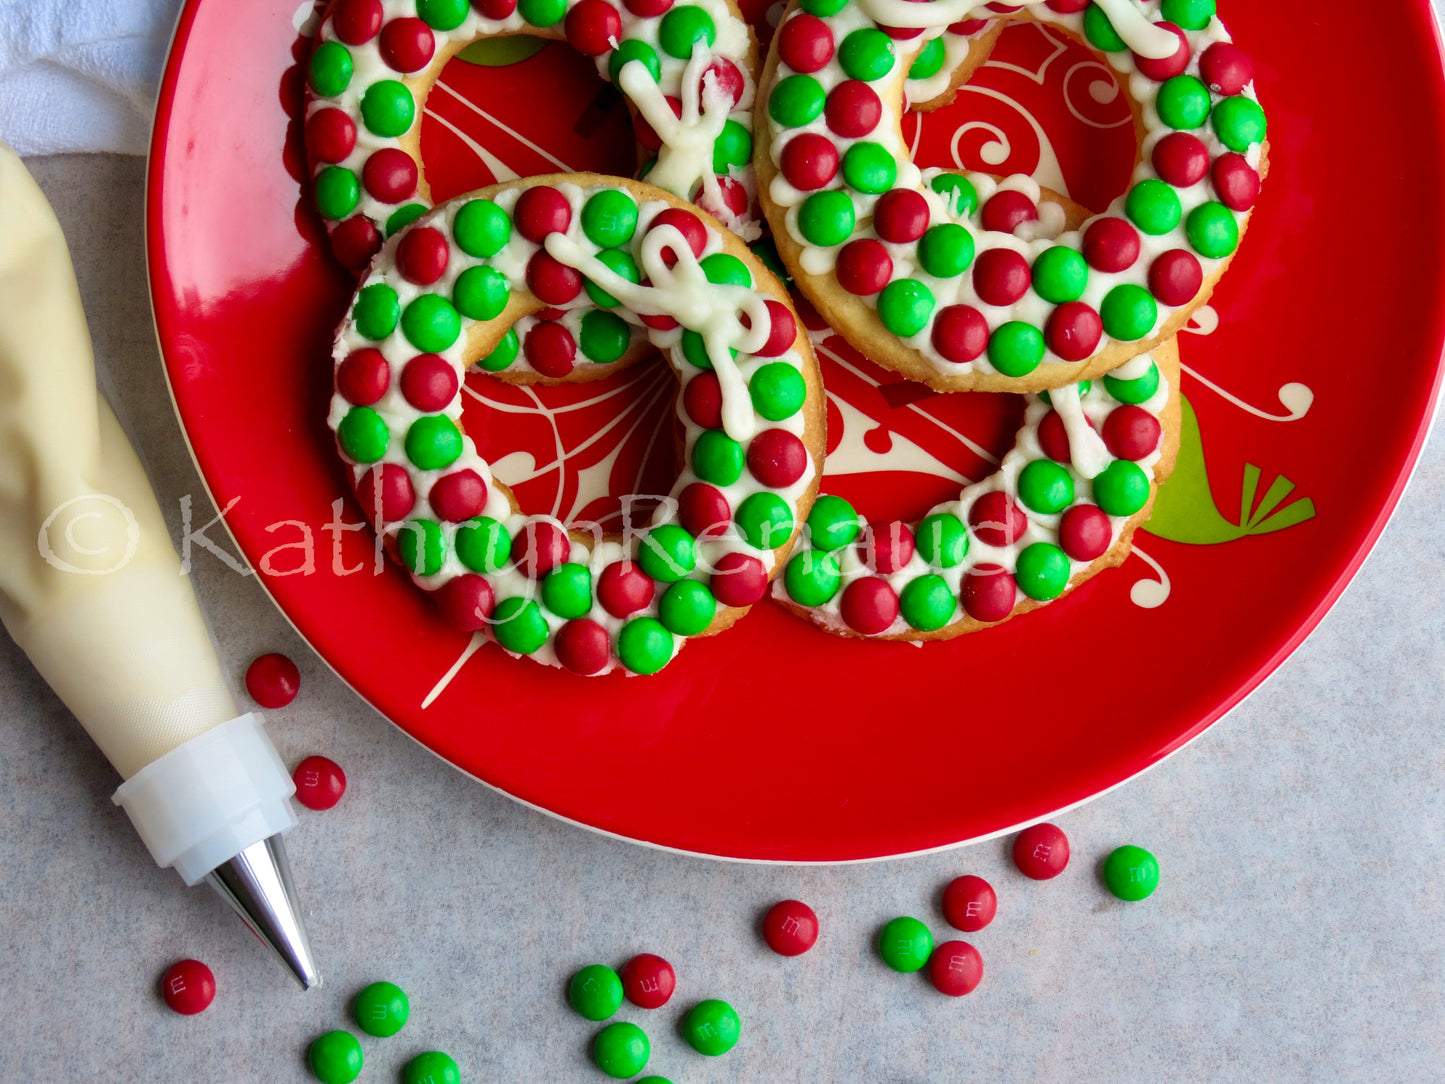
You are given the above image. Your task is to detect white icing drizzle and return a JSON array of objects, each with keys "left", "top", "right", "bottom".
[
  {"left": 854, "top": 0, "right": 1180, "bottom": 58},
  {"left": 1047, "top": 380, "right": 1112, "bottom": 480},
  {"left": 1109, "top": 351, "right": 1156, "bottom": 380},
  {"left": 621, "top": 52, "right": 732, "bottom": 210}
]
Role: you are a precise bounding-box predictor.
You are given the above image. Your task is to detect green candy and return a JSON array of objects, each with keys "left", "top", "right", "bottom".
[
  {"left": 909, "top": 37, "right": 946, "bottom": 80},
  {"left": 806, "top": 494, "right": 860, "bottom": 551},
  {"left": 930, "top": 173, "right": 978, "bottom": 216},
  {"left": 1101, "top": 284, "right": 1157, "bottom": 341},
  {"left": 693, "top": 429, "right": 744, "bottom": 485},
  {"left": 638, "top": 524, "right": 695, "bottom": 582},
  {"left": 360, "top": 80, "right": 415, "bottom": 137},
  {"left": 1212, "top": 95, "right": 1266, "bottom": 152},
  {"left": 397, "top": 519, "right": 445, "bottom": 576},
  {"left": 594, "top": 1021, "right": 650, "bottom": 1078},
  {"left": 916, "top": 512, "right": 967, "bottom": 568},
  {"left": 453, "top": 266, "right": 509, "bottom": 320},
  {"left": 877, "top": 279, "right": 935, "bottom": 337},
  {"left": 582, "top": 189, "right": 638, "bottom": 248},
  {"left": 1160, "top": 0, "right": 1214, "bottom": 30},
  {"left": 403, "top": 1052, "right": 460, "bottom": 1084},
  {"left": 314, "top": 166, "right": 359, "bottom": 220},
  {"left": 1083, "top": 4, "right": 1127, "bottom": 51},
  {"left": 492, "top": 596, "right": 549, "bottom": 654},
  {"left": 879, "top": 916, "right": 932, "bottom": 973},
  {"left": 683, "top": 999, "right": 740, "bottom": 1056},
  {"left": 308, "top": 1031, "right": 362, "bottom": 1084},
  {"left": 1186, "top": 201, "right": 1240, "bottom": 258},
  {"left": 1125, "top": 179, "right": 1182, "bottom": 236},
  {"left": 405, "top": 415, "right": 462, "bottom": 470},
  {"left": 659, "top": 5, "right": 715, "bottom": 59},
  {"left": 700, "top": 253, "right": 750, "bottom": 288},
  {"left": 580, "top": 311, "right": 631, "bottom": 363},
  {"left": 987, "top": 321, "right": 1045, "bottom": 377},
  {"left": 714, "top": 120, "right": 752, "bottom": 174},
  {"left": 477, "top": 327, "right": 520, "bottom": 372},
  {"left": 1018, "top": 459, "right": 1075, "bottom": 515},
  {"left": 518, "top": 0, "right": 565, "bottom": 26},
  {"left": 569, "top": 964, "right": 624, "bottom": 1021},
  {"left": 918, "top": 223, "right": 975, "bottom": 278},
  {"left": 1104, "top": 844, "right": 1161, "bottom": 901},
  {"left": 1155, "top": 75, "right": 1211, "bottom": 130},
  {"left": 785, "top": 549, "right": 841, "bottom": 605},
  {"left": 1015, "top": 542, "right": 1071, "bottom": 600},
  {"left": 402, "top": 294, "right": 462, "bottom": 353},
  {"left": 900, "top": 573, "right": 955, "bottom": 631},
  {"left": 1031, "top": 246, "right": 1088, "bottom": 304},
  {"left": 453, "top": 198, "right": 511, "bottom": 257},
  {"left": 385, "top": 203, "right": 428, "bottom": 236},
  {"left": 1093, "top": 459, "right": 1150, "bottom": 516},
  {"left": 637, "top": 1078, "right": 675, "bottom": 1084},
  {"left": 455, "top": 516, "right": 511, "bottom": 573},
  {"left": 417, "top": 0, "right": 468, "bottom": 29},
  {"left": 542, "top": 563, "right": 593, "bottom": 619},
  {"left": 354, "top": 980, "right": 409, "bottom": 1038},
  {"left": 799, "top": 0, "right": 847, "bottom": 13},
  {"left": 609, "top": 39, "right": 661, "bottom": 83},
  {"left": 749, "top": 362, "right": 807, "bottom": 420},
  {"left": 735, "top": 492, "right": 794, "bottom": 551},
  {"left": 842, "top": 141, "right": 896, "bottom": 195},
  {"left": 354, "top": 282, "right": 400, "bottom": 341},
  {"left": 839, "top": 28, "right": 895, "bottom": 81},
  {"left": 1104, "top": 362, "right": 1159, "bottom": 404},
  {"left": 584, "top": 248, "right": 641, "bottom": 308},
  {"left": 798, "top": 190, "right": 855, "bottom": 247},
  {"left": 660, "top": 579, "right": 717, "bottom": 635},
  {"left": 1039, "top": 380, "right": 1090, "bottom": 407},
  {"left": 769, "top": 74, "right": 826, "bottom": 127},
  {"left": 681, "top": 330, "right": 737, "bottom": 370},
  {"left": 338, "top": 406, "right": 388, "bottom": 463},
  {"left": 618, "top": 617, "right": 673, "bottom": 674},
  {"left": 308, "top": 41, "right": 352, "bottom": 96}
]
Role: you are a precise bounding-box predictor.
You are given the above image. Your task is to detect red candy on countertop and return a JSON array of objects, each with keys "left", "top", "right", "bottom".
[
  {"left": 621, "top": 953, "right": 676, "bottom": 1009},
  {"left": 942, "top": 875, "right": 997, "bottom": 932},
  {"left": 1012, "top": 822, "right": 1070, "bottom": 879},
  {"left": 293, "top": 755, "right": 347, "bottom": 811},
  {"left": 245, "top": 652, "right": 300, "bottom": 708},
  {"left": 161, "top": 959, "right": 216, "bottom": 1015},
  {"left": 928, "top": 941, "right": 983, "bottom": 997},
  {"left": 763, "top": 899, "right": 819, "bottom": 956}
]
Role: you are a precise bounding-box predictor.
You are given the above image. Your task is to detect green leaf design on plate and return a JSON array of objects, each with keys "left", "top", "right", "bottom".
[{"left": 458, "top": 37, "right": 549, "bottom": 66}]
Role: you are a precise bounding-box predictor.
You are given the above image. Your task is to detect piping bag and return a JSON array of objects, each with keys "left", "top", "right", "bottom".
[{"left": 0, "top": 144, "right": 320, "bottom": 989}]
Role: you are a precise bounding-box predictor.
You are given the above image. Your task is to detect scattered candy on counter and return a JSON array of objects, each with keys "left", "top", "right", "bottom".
[
  {"left": 927, "top": 941, "right": 984, "bottom": 998},
  {"left": 763, "top": 899, "right": 819, "bottom": 956},
  {"left": 593, "top": 1020, "right": 650, "bottom": 1078},
  {"left": 245, "top": 651, "right": 300, "bottom": 708},
  {"left": 293, "top": 754, "right": 348, "bottom": 811},
  {"left": 942, "top": 875, "right": 996, "bottom": 932},
  {"left": 621, "top": 953, "right": 676, "bottom": 1009},
  {"left": 878, "top": 916, "right": 933, "bottom": 974},
  {"left": 354, "top": 979, "right": 409, "bottom": 1037},
  {"left": 308, "top": 1030, "right": 363, "bottom": 1084},
  {"left": 403, "top": 1050, "right": 461, "bottom": 1084},
  {"left": 683, "top": 998, "right": 741, "bottom": 1056},
  {"left": 636, "top": 1078, "right": 674, "bottom": 1084},
  {"left": 1104, "top": 844, "right": 1161, "bottom": 901},
  {"left": 160, "top": 958, "right": 215, "bottom": 1015},
  {"left": 569, "top": 963, "right": 625, "bottom": 1022},
  {"left": 1012, "top": 822, "right": 1071, "bottom": 880}
]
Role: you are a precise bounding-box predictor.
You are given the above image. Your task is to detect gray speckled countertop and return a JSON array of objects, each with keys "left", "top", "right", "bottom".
[{"left": 3, "top": 128, "right": 1445, "bottom": 1083}]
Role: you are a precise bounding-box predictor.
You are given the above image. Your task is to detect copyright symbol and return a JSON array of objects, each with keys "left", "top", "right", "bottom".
[{"left": 38, "top": 494, "right": 140, "bottom": 575}]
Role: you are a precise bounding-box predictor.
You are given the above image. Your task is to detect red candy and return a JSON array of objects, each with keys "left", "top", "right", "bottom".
[
  {"left": 1199, "top": 41, "right": 1253, "bottom": 96},
  {"left": 331, "top": 0, "right": 382, "bottom": 44},
  {"left": 679, "top": 482, "right": 731, "bottom": 537},
  {"left": 435, "top": 573, "right": 495, "bottom": 630},
  {"left": 161, "top": 959, "right": 216, "bottom": 1015},
  {"left": 565, "top": 0, "right": 623, "bottom": 56},
  {"left": 928, "top": 941, "right": 983, "bottom": 997},
  {"left": 363, "top": 148, "right": 418, "bottom": 203},
  {"left": 980, "top": 190, "right": 1037, "bottom": 234},
  {"left": 1037, "top": 409, "right": 1073, "bottom": 463},
  {"left": 598, "top": 560, "right": 654, "bottom": 617},
  {"left": 337, "top": 348, "right": 389, "bottom": 406},
  {"left": 961, "top": 564, "right": 1015, "bottom": 623},
  {"left": 1013, "top": 822, "right": 1070, "bottom": 879},
  {"left": 747, "top": 429, "right": 809, "bottom": 488},
  {"left": 778, "top": 14, "right": 835, "bottom": 72},
  {"left": 781, "top": 133, "right": 839, "bottom": 191},
  {"left": 972, "top": 248, "right": 1031, "bottom": 306},
  {"left": 330, "top": 216, "right": 381, "bottom": 269},
  {"left": 763, "top": 899, "right": 819, "bottom": 956},
  {"left": 625, "top": 0, "right": 672, "bottom": 13},
  {"left": 512, "top": 520, "right": 570, "bottom": 578},
  {"left": 702, "top": 59, "right": 745, "bottom": 108},
  {"left": 293, "top": 755, "right": 347, "bottom": 811},
  {"left": 400, "top": 353, "right": 458, "bottom": 411},
  {"left": 379, "top": 17, "right": 435, "bottom": 72},
  {"left": 1151, "top": 132, "right": 1209, "bottom": 188},
  {"left": 1212, "top": 153, "right": 1261, "bottom": 212},
  {"left": 943, "top": 875, "right": 997, "bottom": 932},
  {"left": 840, "top": 577, "right": 899, "bottom": 634},
  {"left": 1059, "top": 504, "right": 1111, "bottom": 561},
  {"left": 524, "top": 321, "right": 578, "bottom": 377},
  {"left": 397, "top": 226, "right": 449, "bottom": 285},
  {"left": 1045, "top": 302, "right": 1102, "bottom": 362},
  {"left": 555, "top": 619, "right": 611, "bottom": 675},
  {"left": 860, "top": 520, "right": 915, "bottom": 574},
  {"left": 711, "top": 552, "right": 767, "bottom": 606},
  {"left": 648, "top": 208, "right": 707, "bottom": 265},
  {"left": 621, "top": 954, "right": 676, "bottom": 1009},
  {"left": 683, "top": 371, "right": 724, "bottom": 428},
  {"left": 1044, "top": 0, "right": 1088, "bottom": 11},
  {"left": 825, "top": 81, "right": 882, "bottom": 138},
  {"left": 476, "top": 0, "right": 517, "bottom": 15},
  {"left": 1148, "top": 249, "right": 1203, "bottom": 307},
  {"left": 356, "top": 463, "right": 415, "bottom": 523},
  {"left": 526, "top": 252, "right": 583, "bottom": 305},
  {"left": 428, "top": 469, "right": 486, "bottom": 522},
  {"left": 705, "top": 175, "right": 749, "bottom": 218},
  {"left": 756, "top": 300, "right": 797, "bottom": 357},
  {"left": 968, "top": 491, "right": 1027, "bottom": 547},
  {"left": 246, "top": 653, "right": 300, "bottom": 709},
  {"left": 1082, "top": 217, "right": 1140, "bottom": 273},
  {"left": 634, "top": 96, "right": 683, "bottom": 152},
  {"left": 932, "top": 305, "right": 989, "bottom": 363},
  {"left": 305, "top": 108, "right": 356, "bottom": 163},
  {"left": 873, "top": 188, "right": 930, "bottom": 244},
  {"left": 836, "top": 239, "right": 892, "bottom": 296},
  {"left": 1132, "top": 22, "right": 1189, "bottom": 82},
  {"left": 514, "top": 186, "right": 572, "bottom": 242},
  {"left": 1102, "top": 404, "right": 1162, "bottom": 460}
]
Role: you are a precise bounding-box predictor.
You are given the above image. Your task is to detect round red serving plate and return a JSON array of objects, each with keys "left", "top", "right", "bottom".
[{"left": 149, "top": 0, "right": 1445, "bottom": 860}]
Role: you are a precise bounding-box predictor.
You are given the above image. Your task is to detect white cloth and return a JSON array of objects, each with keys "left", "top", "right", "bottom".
[{"left": 0, "top": 0, "right": 183, "bottom": 155}]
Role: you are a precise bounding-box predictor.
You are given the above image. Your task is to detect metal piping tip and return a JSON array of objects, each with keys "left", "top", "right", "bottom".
[{"left": 205, "top": 835, "right": 322, "bottom": 989}]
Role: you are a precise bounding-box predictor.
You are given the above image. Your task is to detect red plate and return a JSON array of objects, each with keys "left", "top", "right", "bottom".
[{"left": 149, "top": 0, "right": 1445, "bottom": 860}]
